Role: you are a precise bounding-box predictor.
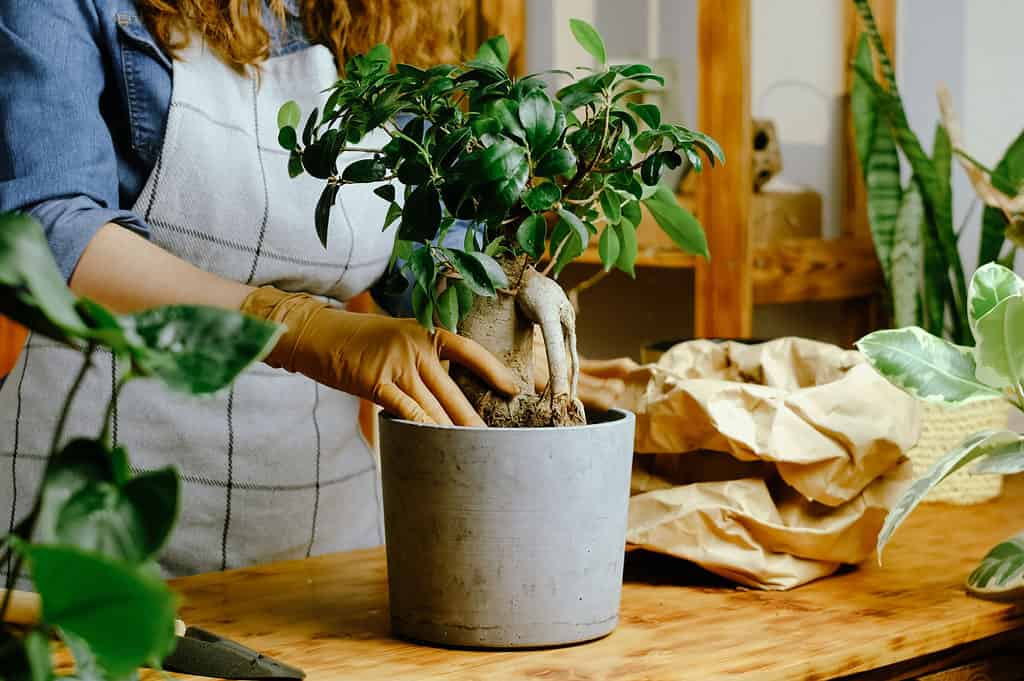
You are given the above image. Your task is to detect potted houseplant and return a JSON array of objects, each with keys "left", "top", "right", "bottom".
[
  {"left": 858, "top": 262, "right": 1024, "bottom": 601},
  {"left": 852, "top": 0, "right": 1024, "bottom": 503},
  {"left": 278, "top": 20, "right": 721, "bottom": 647},
  {"left": 0, "top": 212, "right": 281, "bottom": 678}
]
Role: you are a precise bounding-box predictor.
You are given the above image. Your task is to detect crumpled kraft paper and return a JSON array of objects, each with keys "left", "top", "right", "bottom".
[{"left": 617, "top": 337, "right": 920, "bottom": 590}]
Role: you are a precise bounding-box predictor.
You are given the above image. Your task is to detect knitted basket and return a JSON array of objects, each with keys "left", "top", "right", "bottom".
[{"left": 907, "top": 398, "right": 1011, "bottom": 505}]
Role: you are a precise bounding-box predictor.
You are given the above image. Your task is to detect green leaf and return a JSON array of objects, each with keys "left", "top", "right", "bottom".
[
  {"left": 484, "top": 236, "right": 504, "bottom": 257},
  {"left": 550, "top": 228, "right": 584, "bottom": 278},
  {"left": 600, "top": 188, "right": 621, "bottom": 225},
  {"left": 971, "top": 438, "right": 1024, "bottom": 475},
  {"left": 470, "top": 251, "right": 509, "bottom": 289},
  {"left": 55, "top": 468, "right": 179, "bottom": 565},
  {"left": 569, "top": 18, "right": 606, "bottom": 65},
  {"left": 967, "top": 533, "right": 1024, "bottom": 600},
  {"left": 437, "top": 286, "right": 460, "bottom": 332},
  {"left": 973, "top": 293, "right": 1024, "bottom": 389},
  {"left": 33, "top": 439, "right": 117, "bottom": 547},
  {"left": 878, "top": 430, "right": 1023, "bottom": 560},
  {"left": 382, "top": 202, "right": 403, "bottom": 232},
  {"left": 615, "top": 218, "right": 638, "bottom": 278},
  {"left": 516, "top": 215, "right": 547, "bottom": 260},
  {"left": 476, "top": 35, "right": 510, "bottom": 68},
  {"left": 969, "top": 263, "right": 1024, "bottom": 333},
  {"left": 598, "top": 226, "right": 620, "bottom": 272},
  {"left": 302, "top": 107, "right": 319, "bottom": 147},
  {"left": 452, "top": 281, "right": 475, "bottom": 321},
  {"left": 642, "top": 185, "right": 709, "bottom": 258},
  {"left": 485, "top": 99, "right": 526, "bottom": 143},
  {"left": 534, "top": 148, "right": 577, "bottom": 178},
  {"left": 627, "top": 102, "right": 660, "bottom": 130},
  {"left": 850, "top": 33, "right": 876, "bottom": 170},
  {"left": 855, "top": 326, "right": 1001, "bottom": 404},
  {"left": 0, "top": 629, "right": 52, "bottom": 681},
  {"left": 288, "top": 151, "right": 304, "bottom": 178},
  {"left": 398, "top": 184, "right": 442, "bottom": 242},
  {"left": 557, "top": 208, "right": 590, "bottom": 247},
  {"left": 411, "top": 284, "right": 434, "bottom": 332},
  {"left": 640, "top": 153, "right": 663, "bottom": 185},
  {"left": 522, "top": 183, "right": 561, "bottom": 212},
  {"left": 21, "top": 544, "right": 179, "bottom": 678},
  {"left": 0, "top": 212, "right": 90, "bottom": 347},
  {"left": 864, "top": 112, "right": 901, "bottom": 284},
  {"left": 277, "top": 126, "right": 297, "bottom": 151},
  {"left": 315, "top": 182, "right": 339, "bottom": 248},
  {"left": 409, "top": 246, "right": 436, "bottom": 294},
  {"left": 124, "top": 305, "right": 284, "bottom": 395},
  {"left": 342, "top": 157, "right": 387, "bottom": 183},
  {"left": 890, "top": 182, "right": 923, "bottom": 327},
  {"left": 446, "top": 249, "right": 496, "bottom": 297},
  {"left": 374, "top": 184, "right": 396, "bottom": 203},
  {"left": 277, "top": 100, "right": 301, "bottom": 130},
  {"left": 366, "top": 43, "right": 392, "bottom": 68},
  {"left": 979, "top": 131, "right": 1024, "bottom": 266},
  {"left": 518, "top": 90, "right": 562, "bottom": 155},
  {"left": 621, "top": 200, "right": 642, "bottom": 226}
]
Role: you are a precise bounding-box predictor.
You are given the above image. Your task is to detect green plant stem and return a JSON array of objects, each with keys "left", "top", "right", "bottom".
[
  {"left": 50, "top": 345, "right": 95, "bottom": 455},
  {"left": 99, "top": 370, "right": 133, "bottom": 447},
  {"left": 384, "top": 119, "right": 437, "bottom": 179}
]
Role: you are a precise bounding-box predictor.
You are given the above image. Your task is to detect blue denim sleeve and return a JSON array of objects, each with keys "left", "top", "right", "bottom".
[
  {"left": 370, "top": 219, "right": 473, "bottom": 317},
  {"left": 0, "top": 0, "right": 149, "bottom": 281}
]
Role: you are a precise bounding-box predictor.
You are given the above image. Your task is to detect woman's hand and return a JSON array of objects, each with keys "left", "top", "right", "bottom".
[
  {"left": 532, "top": 329, "right": 638, "bottom": 411},
  {"left": 242, "top": 286, "right": 518, "bottom": 426}
]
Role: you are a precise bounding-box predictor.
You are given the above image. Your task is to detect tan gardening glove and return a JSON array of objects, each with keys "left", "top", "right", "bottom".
[{"left": 241, "top": 286, "right": 518, "bottom": 426}]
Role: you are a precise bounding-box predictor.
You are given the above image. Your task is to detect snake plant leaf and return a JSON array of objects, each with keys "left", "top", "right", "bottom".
[
  {"left": 864, "top": 113, "right": 901, "bottom": 284},
  {"left": 853, "top": 0, "right": 897, "bottom": 91},
  {"left": 569, "top": 18, "right": 606, "bottom": 65},
  {"left": 968, "top": 263, "right": 1024, "bottom": 333},
  {"left": 856, "top": 326, "right": 1002, "bottom": 404},
  {"left": 890, "top": 183, "right": 923, "bottom": 327},
  {"left": 850, "top": 33, "right": 876, "bottom": 170},
  {"left": 15, "top": 542, "right": 179, "bottom": 679},
  {"left": 973, "top": 293, "right": 1024, "bottom": 389},
  {"left": 123, "top": 305, "right": 284, "bottom": 395},
  {"left": 971, "top": 437, "right": 1024, "bottom": 475},
  {"left": 979, "top": 131, "right": 1024, "bottom": 266},
  {"left": 0, "top": 212, "right": 90, "bottom": 347},
  {"left": 642, "top": 185, "right": 709, "bottom": 258},
  {"left": 966, "top": 532, "right": 1024, "bottom": 601},
  {"left": 877, "top": 429, "right": 1022, "bottom": 560}
]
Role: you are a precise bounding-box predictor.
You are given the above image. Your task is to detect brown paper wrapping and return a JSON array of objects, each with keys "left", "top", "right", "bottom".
[{"left": 619, "top": 338, "right": 920, "bottom": 590}]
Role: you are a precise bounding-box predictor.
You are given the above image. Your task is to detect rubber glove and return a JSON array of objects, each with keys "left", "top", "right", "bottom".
[
  {"left": 241, "top": 286, "right": 518, "bottom": 426},
  {"left": 532, "top": 327, "right": 639, "bottom": 411}
]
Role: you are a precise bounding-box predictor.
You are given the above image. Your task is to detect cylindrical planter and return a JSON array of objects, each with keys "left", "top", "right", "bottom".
[
  {"left": 908, "top": 398, "right": 1011, "bottom": 505},
  {"left": 378, "top": 408, "right": 635, "bottom": 649}
]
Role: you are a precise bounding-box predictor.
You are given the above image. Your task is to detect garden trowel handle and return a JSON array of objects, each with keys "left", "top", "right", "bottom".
[{"left": 0, "top": 588, "right": 186, "bottom": 635}]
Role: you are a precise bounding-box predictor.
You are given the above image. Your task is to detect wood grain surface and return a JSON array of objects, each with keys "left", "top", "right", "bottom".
[{"left": 87, "top": 476, "right": 1024, "bottom": 681}]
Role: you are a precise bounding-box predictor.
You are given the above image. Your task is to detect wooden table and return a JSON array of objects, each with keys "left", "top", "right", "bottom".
[{"left": 157, "top": 477, "right": 1024, "bottom": 680}]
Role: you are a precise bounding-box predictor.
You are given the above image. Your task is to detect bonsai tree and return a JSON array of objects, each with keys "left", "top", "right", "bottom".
[
  {"left": 858, "top": 262, "right": 1024, "bottom": 601},
  {"left": 852, "top": 0, "right": 1024, "bottom": 341},
  {"left": 277, "top": 19, "right": 722, "bottom": 427},
  {"left": 0, "top": 212, "right": 281, "bottom": 679}
]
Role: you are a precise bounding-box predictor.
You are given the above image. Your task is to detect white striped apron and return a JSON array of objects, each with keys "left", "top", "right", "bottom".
[{"left": 1, "top": 37, "right": 396, "bottom": 578}]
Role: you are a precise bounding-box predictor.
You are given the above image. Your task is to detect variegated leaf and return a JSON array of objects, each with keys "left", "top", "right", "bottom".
[
  {"left": 966, "top": 533, "right": 1024, "bottom": 601},
  {"left": 890, "top": 183, "right": 923, "bottom": 327},
  {"left": 856, "top": 327, "right": 1001, "bottom": 404},
  {"left": 971, "top": 437, "right": 1024, "bottom": 475},
  {"left": 877, "top": 429, "right": 1022, "bottom": 560},
  {"left": 864, "top": 114, "right": 901, "bottom": 284},
  {"left": 973, "top": 293, "right": 1024, "bottom": 389},
  {"left": 968, "top": 262, "right": 1024, "bottom": 334}
]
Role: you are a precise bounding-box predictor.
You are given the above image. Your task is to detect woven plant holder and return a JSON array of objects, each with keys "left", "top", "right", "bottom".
[{"left": 906, "top": 399, "right": 1011, "bottom": 505}]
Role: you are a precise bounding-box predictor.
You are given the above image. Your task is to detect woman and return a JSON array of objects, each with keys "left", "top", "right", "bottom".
[{"left": 0, "top": 0, "right": 525, "bottom": 579}]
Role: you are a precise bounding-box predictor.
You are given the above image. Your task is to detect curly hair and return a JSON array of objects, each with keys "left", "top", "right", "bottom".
[{"left": 138, "top": 0, "right": 466, "bottom": 72}]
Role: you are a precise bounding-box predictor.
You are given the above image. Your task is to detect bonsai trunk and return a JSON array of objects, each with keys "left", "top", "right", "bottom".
[{"left": 451, "top": 255, "right": 586, "bottom": 428}]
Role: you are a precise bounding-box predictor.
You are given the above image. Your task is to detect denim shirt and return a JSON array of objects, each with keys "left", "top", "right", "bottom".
[{"left": 0, "top": 0, "right": 306, "bottom": 281}]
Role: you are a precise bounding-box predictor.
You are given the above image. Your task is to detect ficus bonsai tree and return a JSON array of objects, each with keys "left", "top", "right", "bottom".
[
  {"left": 277, "top": 19, "right": 722, "bottom": 427},
  {"left": 0, "top": 212, "right": 282, "bottom": 680},
  {"left": 858, "top": 262, "right": 1024, "bottom": 601}
]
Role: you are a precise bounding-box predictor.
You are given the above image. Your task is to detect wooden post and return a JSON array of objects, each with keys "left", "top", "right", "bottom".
[{"left": 695, "top": 0, "right": 753, "bottom": 339}]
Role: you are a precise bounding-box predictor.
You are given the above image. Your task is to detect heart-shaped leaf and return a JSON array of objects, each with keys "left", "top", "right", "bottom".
[{"left": 856, "top": 326, "right": 1002, "bottom": 404}]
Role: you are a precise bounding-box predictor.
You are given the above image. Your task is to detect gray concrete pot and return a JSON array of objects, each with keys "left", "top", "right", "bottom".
[{"left": 378, "top": 408, "right": 635, "bottom": 648}]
